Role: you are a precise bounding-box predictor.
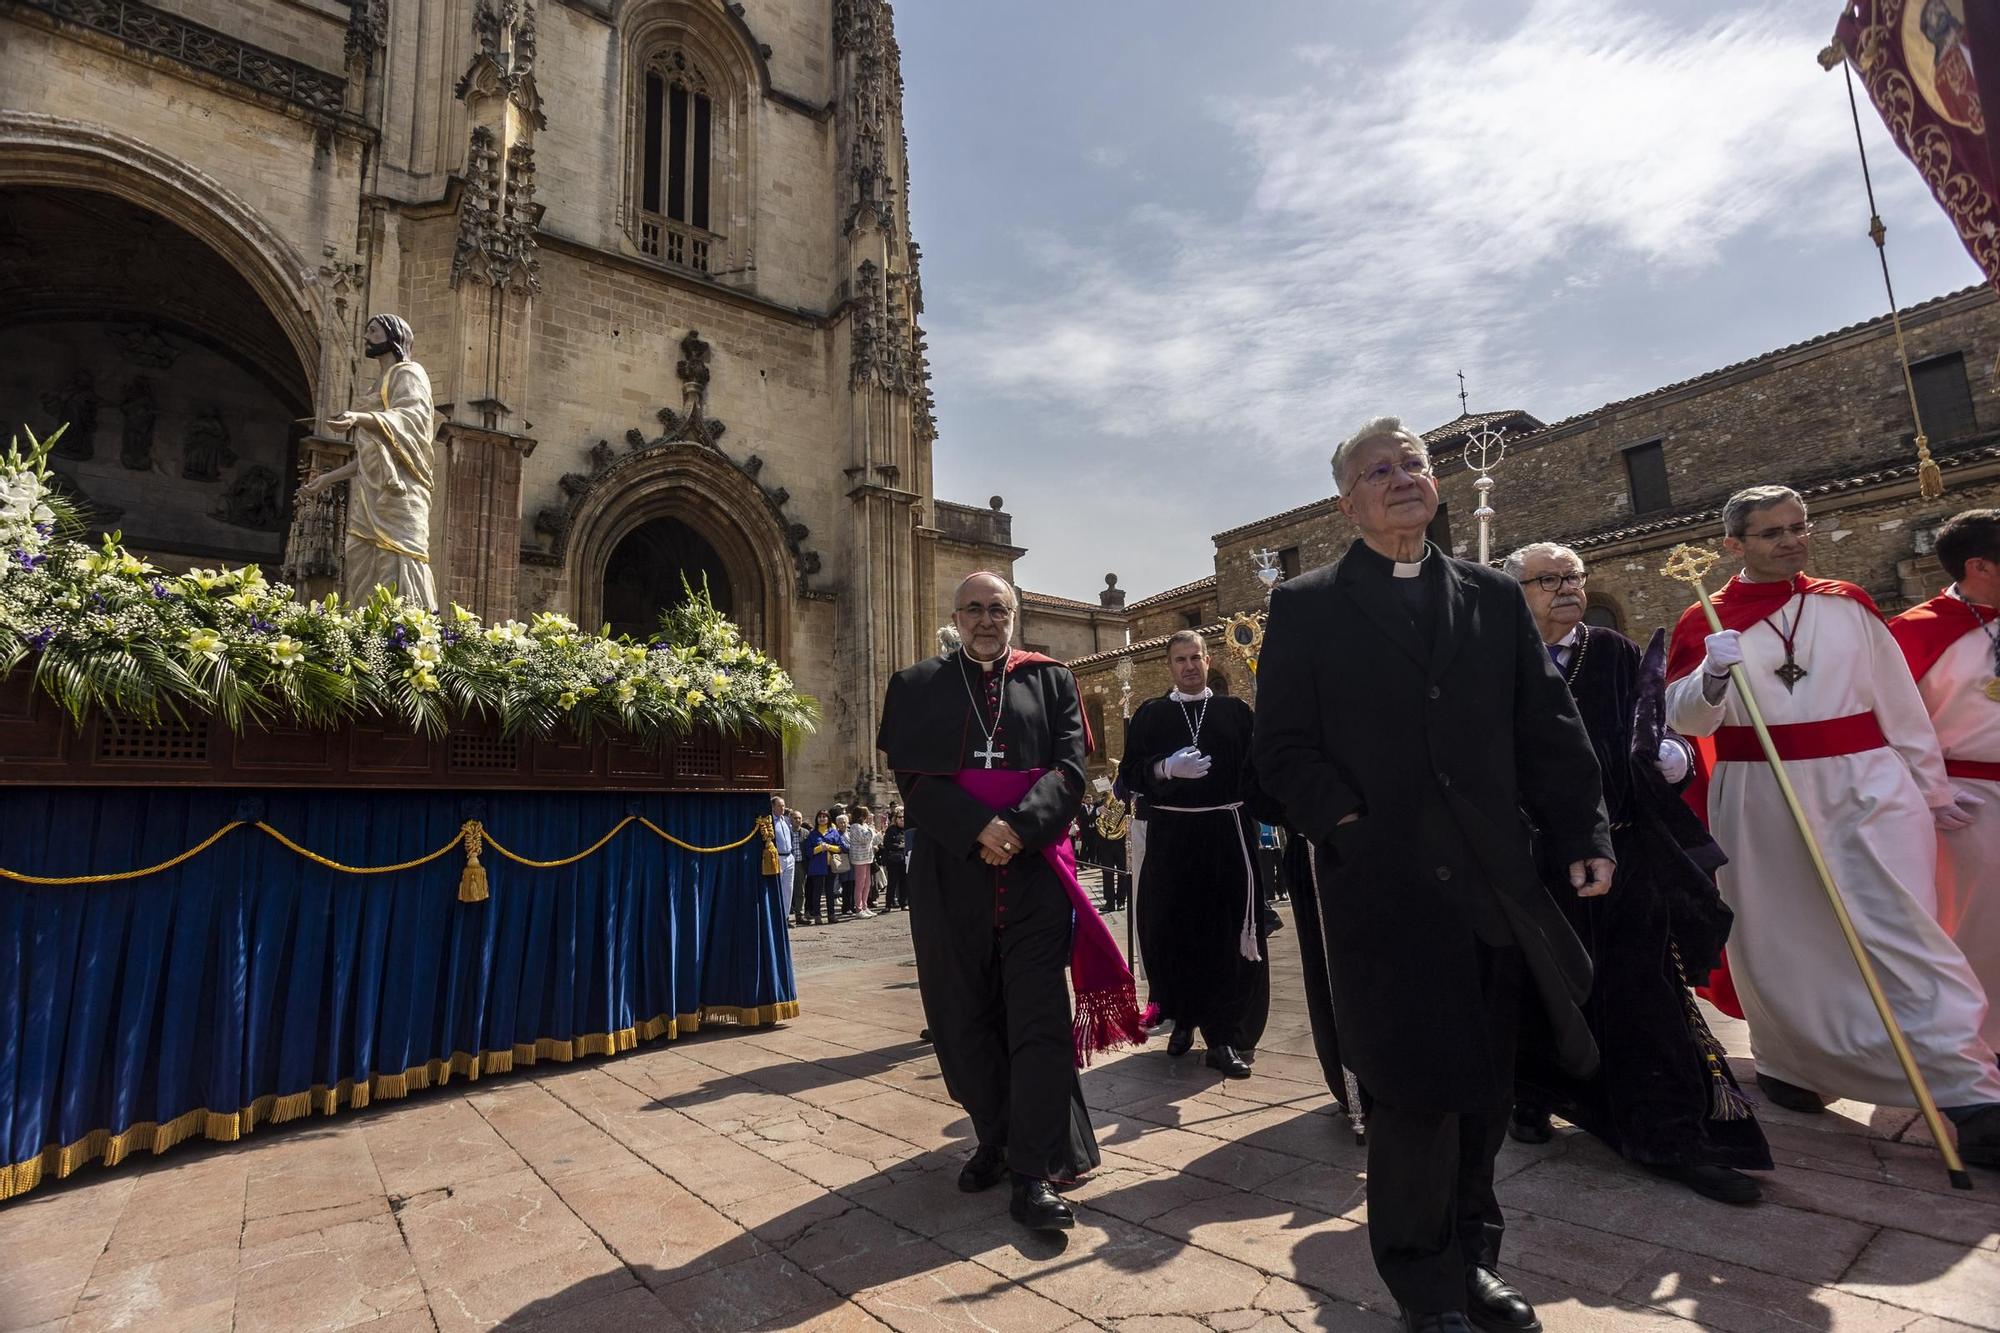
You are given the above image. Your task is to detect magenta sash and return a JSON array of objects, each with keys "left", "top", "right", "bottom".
[{"left": 955, "top": 767, "right": 1147, "bottom": 1067}]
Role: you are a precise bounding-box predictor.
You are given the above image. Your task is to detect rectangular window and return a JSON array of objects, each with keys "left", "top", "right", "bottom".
[
  {"left": 1278, "top": 546, "right": 1300, "bottom": 580},
  {"left": 666, "top": 84, "right": 689, "bottom": 222},
  {"left": 1427, "top": 501, "right": 1452, "bottom": 554},
  {"left": 1183, "top": 610, "right": 1202, "bottom": 629},
  {"left": 1912, "top": 352, "right": 1977, "bottom": 443},
  {"left": 1623, "top": 439, "right": 1671, "bottom": 514},
  {"left": 641, "top": 73, "right": 664, "bottom": 214}
]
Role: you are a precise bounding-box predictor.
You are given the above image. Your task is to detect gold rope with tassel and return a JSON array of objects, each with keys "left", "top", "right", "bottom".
[
  {"left": 1823, "top": 37, "right": 1945, "bottom": 499},
  {"left": 458, "top": 820, "right": 489, "bottom": 903}
]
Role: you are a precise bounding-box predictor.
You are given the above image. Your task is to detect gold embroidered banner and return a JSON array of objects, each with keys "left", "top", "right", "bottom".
[{"left": 1837, "top": 0, "right": 2000, "bottom": 291}]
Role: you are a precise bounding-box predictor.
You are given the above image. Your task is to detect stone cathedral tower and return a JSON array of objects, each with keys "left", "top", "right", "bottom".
[{"left": 0, "top": 0, "right": 1016, "bottom": 800}]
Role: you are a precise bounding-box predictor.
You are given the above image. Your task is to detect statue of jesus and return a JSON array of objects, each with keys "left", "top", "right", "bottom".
[{"left": 300, "top": 314, "right": 439, "bottom": 609}]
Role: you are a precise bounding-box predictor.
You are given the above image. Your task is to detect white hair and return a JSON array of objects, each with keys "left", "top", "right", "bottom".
[
  {"left": 1502, "top": 542, "right": 1584, "bottom": 581},
  {"left": 1722, "top": 485, "right": 1805, "bottom": 539},
  {"left": 1331, "top": 415, "right": 1430, "bottom": 493}
]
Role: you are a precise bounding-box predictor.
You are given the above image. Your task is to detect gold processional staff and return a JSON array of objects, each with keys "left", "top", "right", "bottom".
[{"left": 1661, "top": 543, "right": 1971, "bottom": 1190}]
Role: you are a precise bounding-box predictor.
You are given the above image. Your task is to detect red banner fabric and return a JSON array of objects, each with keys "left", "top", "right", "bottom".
[{"left": 1836, "top": 0, "right": 2000, "bottom": 292}]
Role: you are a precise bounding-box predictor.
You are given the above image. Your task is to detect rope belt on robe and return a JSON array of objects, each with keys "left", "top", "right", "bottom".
[
  {"left": 1149, "top": 800, "right": 1264, "bottom": 963},
  {"left": 1305, "top": 840, "right": 1369, "bottom": 1144},
  {"left": 955, "top": 766, "right": 1147, "bottom": 1067}
]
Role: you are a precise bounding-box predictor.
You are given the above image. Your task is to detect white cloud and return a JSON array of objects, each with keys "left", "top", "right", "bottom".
[{"left": 932, "top": 0, "right": 1914, "bottom": 459}]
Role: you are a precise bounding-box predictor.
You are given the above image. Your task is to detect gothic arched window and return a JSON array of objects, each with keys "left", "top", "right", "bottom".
[{"left": 636, "top": 48, "right": 716, "bottom": 270}]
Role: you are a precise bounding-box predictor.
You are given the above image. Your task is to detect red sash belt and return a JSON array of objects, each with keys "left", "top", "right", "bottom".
[
  {"left": 1946, "top": 758, "right": 2000, "bottom": 782},
  {"left": 1713, "top": 711, "right": 1887, "bottom": 763}
]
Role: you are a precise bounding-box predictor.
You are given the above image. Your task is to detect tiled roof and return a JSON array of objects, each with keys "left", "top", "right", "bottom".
[
  {"left": 1212, "top": 497, "right": 1338, "bottom": 544},
  {"left": 1018, "top": 589, "right": 1104, "bottom": 613},
  {"left": 1421, "top": 409, "right": 1544, "bottom": 446},
  {"left": 1120, "top": 575, "right": 1218, "bottom": 613},
  {"left": 1569, "top": 440, "right": 2000, "bottom": 550},
  {"left": 1067, "top": 620, "right": 1230, "bottom": 669}
]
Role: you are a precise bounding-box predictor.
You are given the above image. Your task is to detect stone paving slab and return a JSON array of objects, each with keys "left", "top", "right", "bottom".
[{"left": 3, "top": 903, "right": 1997, "bottom": 1331}]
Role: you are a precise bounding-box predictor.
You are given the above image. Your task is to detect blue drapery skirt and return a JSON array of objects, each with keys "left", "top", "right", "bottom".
[{"left": 0, "top": 786, "right": 795, "bottom": 1201}]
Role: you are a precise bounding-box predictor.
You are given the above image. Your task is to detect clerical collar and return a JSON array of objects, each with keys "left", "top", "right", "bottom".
[
  {"left": 1392, "top": 554, "right": 1427, "bottom": 579},
  {"left": 1169, "top": 687, "right": 1213, "bottom": 703},
  {"left": 1734, "top": 570, "right": 1803, "bottom": 588},
  {"left": 1351, "top": 540, "right": 1433, "bottom": 578},
  {"left": 962, "top": 648, "right": 1004, "bottom": 673}
]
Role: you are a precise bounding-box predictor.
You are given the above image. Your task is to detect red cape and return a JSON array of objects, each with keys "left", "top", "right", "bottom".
[
  {"left": 1889, "top": 592, "right": 1993, "bottom": 684},
  {"left": 1007, "top": 648, "right": 1095, "bottom": 754},
  {"left": 1664, "top": 574, "right": 1883, "bottom": 1017}
]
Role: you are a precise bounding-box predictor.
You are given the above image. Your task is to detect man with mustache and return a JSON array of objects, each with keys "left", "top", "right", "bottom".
[
  {"left": 1664, "top": 485, "right": 2000, "bottom": 1164},
  {"left": 877, "top": 573, "right": 1145, "bottom": 1231},
  {"left": 1256, "top": 417, "right": 1613, "bottom": 1333},
  {"left": 1503, "top": 542, "right": 1770, "bottom": 1205}
]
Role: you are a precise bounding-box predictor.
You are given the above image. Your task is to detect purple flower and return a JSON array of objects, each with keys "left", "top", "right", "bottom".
[
  {"left": 150, "top": 580, "right": 171, "bottom": 598},
  {"left": 33, "top": 523, "right": 52, "bottom": 539},
  {"left": 390, "top": 625, "right": 408, "bottom": 648},
  {"left": 441, "top": 628, "right": 461, "bottom": 646},
  {"left": 28, "top": 627, "right": 54, "bottom": 650},
  {"left": 12, "top": 549, "right": 44, "bottom": 572},
  {"left": 249, "top": 617, "right": 276, "bottom": 635}
]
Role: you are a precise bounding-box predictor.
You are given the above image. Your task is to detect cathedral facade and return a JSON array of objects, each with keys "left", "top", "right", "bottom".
[{"left": 0, "top": 0, "right": 991, "bottom": 800}]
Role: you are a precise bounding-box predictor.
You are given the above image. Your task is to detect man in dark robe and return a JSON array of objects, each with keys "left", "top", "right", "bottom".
[
  {"left": 1504, "top": 544, "right": 1770, "bottom": 1205},
  {"left": 877, "top": 572, "right": 1144, "bottom": 1232},
  {"left": 1120, "top": 630, "right": 1281, "bottom": 1078},
  {"left": 1256, "top": 417, "right": 1614, "bottom": 1333}
]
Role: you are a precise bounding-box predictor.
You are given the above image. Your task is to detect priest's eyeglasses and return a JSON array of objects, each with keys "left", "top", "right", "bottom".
[
  {"left": 1527, "top": 572, "right": 1586, "bottom": 592},
  {"left": 1745, "top": 521, "right": 1815, "bottom": 543},
  {"left": 1355, "top": 457, "right": 1433, "bottom": 488},
  {"left": 957, "top": 603, "right": 1014, "bottom": 622}
]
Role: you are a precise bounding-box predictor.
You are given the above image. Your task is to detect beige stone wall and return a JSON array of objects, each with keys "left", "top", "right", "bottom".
[
  {"left": 152, "top": 0, "right": 351, "bottom": 72},
  {"left": 1126, "top": 586, "right": 1221, "bottom": 641},
  {"left": 1016, "top": 602, "right": 1123, "bottom": 661}
]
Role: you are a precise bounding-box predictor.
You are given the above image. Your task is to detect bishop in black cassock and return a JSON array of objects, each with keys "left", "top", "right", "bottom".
[{"left": 877, "top": 574, "right": 1139, "bottom": 1232}]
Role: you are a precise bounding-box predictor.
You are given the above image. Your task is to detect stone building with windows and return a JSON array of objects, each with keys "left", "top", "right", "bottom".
[
  {"left": 1066, "top": 286, "right": 2000, "bottom": 776},
  {"left": 0, "top": 0, "right": 1001, "bottom": 802}
]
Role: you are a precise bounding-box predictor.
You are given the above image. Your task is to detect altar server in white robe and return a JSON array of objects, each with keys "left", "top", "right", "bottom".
[
  {"left": 1891, "top": 508, "right": 2000, "bottom": 1051},
  {"left": 1665, "top": 485, "right": 2000, "bottom": 1166},
  {"left": 300, "top": 313, "right": 439, "bottom": 609}
]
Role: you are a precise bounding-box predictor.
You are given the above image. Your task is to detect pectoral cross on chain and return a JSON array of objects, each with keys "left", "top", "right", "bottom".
[{"left": 974, "top": 740, "right": 1005, "bottom": 769}]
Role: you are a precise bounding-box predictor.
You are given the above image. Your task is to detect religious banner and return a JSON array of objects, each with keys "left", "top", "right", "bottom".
[{"left": 1835, "top": 0, "right": 2000, "bottom": 292}]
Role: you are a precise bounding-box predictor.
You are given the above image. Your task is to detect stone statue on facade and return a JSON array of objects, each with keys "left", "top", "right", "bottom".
[
  {"left": 180, "top": 406, "right": 237, "bottom": 481},
  {"left": 118, "top": 377, "right": 157, "bottom": 471},
  {"left": 298, "top": 314, "right": 439, "bottom": 608},
  {"left": 41, "top": 371, "right": 98, "bottom": 460}
]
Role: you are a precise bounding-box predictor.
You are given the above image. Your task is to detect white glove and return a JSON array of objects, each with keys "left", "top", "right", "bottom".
[
  {"left": 1157, "top": 746, "right": 1212, "bottom": 781},
  {"left": 1700, "top": 630, "right": 1743, "bottom": 676},
  {"left": 1934, "top": 788, "right": 1984, "bottom": 832},
  {"left": 1655, "top": 738, "right": 1691, "bottom": 785}
]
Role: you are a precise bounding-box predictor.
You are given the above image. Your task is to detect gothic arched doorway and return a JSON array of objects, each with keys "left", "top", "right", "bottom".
[
  {"left": 601, "top": 516, "right": 735, "bottom": 638},
  {"left": 0, "top": 184, "right": 310, "bottom": 568}
]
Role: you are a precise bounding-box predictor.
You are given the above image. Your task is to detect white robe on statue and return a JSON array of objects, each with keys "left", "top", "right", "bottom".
[
  {"left": 1666, "top": 592, "right": 2000, "bottom": 1108},
  {"left": 344, "top": 359, "right": 437, "bottom": 609},
  {"left": 1911, "top": 606, "right": 2000, "bottom": 1052}
]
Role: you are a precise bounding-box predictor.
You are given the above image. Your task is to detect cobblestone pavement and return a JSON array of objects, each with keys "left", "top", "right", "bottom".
[{"left": 4, "top": 895, "right": 1998, "bottom": 1332}]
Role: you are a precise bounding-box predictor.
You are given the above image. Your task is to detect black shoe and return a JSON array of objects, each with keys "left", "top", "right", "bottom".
[
  {"left": 1009, "top": 1176, "right": 1074, "bottom": 1231},
  {"left": 1466, "top": 1266, "right": 1540, "bottom": 1332},
  {"left": 1950, "top": 1105, "right": 2000, "bottom": 1169},
  {"left": 1756, "top": 1071, "right": 1827, "bottom": 1113},
  {"left": 958, "top": 1144, "right": 1008, "bottom": 1193},
  {"left": 1642, "top": 1161, "right": 1762, "bottom": 1204},
  {"left": 1399, "top": 1311, "right": 1475, "bottom": 1333},
  {"left": 1507, "top": 1103, "right": 1552, "bottom": 1145},
  {"left": 1205, "top": 1045, "right": 1252, "bottom": 1079},
  {"left": 919, "top": 1028, "right": 932, "bottom": 1042},
  {"left": 1166, "top": 1025, "right": 1194, "bottom": 1058},
  {"left": 1263, "top": 907, "right": 1284, "bottom": 935}
]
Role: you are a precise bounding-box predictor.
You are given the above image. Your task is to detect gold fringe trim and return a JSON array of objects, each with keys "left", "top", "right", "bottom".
[{"left": 0, "top": 999, "right": 800, "bottom": 1202}]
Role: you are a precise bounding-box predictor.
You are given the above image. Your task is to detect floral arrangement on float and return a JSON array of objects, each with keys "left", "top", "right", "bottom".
[{"left": 0, "top": 427, "right": 817, "bottom": 745}]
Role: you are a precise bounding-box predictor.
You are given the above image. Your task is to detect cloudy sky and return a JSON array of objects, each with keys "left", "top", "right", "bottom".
[{"left": 894, "top": 0, "right": 1985, "bottom": 601}]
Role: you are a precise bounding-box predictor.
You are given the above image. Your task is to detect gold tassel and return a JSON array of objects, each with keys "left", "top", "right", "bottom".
[
  {"left": 757, "top": 816, "right": 780, "bottom": 877},
  {"left": 458, "top": 820, "right": 489, "bottom": 903},
  {"left": 1916, "top": 434, "right": 1945, "bottom": 500}
]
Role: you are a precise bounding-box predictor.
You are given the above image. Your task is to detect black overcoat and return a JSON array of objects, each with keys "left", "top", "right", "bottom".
[{"left": 1253, "top": 541, "right": 1614, "bottom": 1113}]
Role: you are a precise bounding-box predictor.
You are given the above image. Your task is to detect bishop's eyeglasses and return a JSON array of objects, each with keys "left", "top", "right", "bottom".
[
  {"left": 1354, "top": 457, "right": 1433, "bottom": 488},
  {"left": 1527, "top": 572, "right": 1587, "bottom": 593},
  {"left": 1744, "top": 521, "right": 1815, "bottom": 543},
  {"left": 957, "top": 603, "right": 1014, "bottom": 623}
]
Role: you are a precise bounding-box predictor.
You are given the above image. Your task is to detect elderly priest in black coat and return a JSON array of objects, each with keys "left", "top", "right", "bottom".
[{"left": 1255, "top": 417, "right": 1615, "bottom": 1333}]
